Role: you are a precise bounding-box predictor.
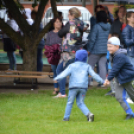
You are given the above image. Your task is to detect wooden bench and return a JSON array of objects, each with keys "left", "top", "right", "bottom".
[{"left": 0, "top": 70, "right": 53, "bottom": 89}]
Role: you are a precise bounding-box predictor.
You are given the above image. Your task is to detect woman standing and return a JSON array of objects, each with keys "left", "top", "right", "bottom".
[
  {"left": 55, "top": 7, "right": 85, "bottom": 97},
  {"left": 3, "top": 11, "right": 18, "bottom": 70},
  {"left": 87, "top": 11, "right": 111, "bottom": 85},
  {"left": 45, "top": 17, "right": 63, "bottom": 94}
]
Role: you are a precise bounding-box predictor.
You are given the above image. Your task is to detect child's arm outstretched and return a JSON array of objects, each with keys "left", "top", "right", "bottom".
[
  {"left": 54, "top": 65, "right": 72, "bottom": 81},
  {"left": 88, "top": 65, "right": 104, "bottom": 84}
]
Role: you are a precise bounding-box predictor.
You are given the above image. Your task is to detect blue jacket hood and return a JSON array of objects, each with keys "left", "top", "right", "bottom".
[
  {"left": 114, "top": 48, "right": 127, "bottom": 57},
  {"left": 99, "top": 22, "right": 111, "bottom": 31},
  {"left": 75, "top": 50, "right": 88, "bottom": 63}
]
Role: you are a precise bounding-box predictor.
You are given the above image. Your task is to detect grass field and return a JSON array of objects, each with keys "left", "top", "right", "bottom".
[{"left": 0, "top": 88, "right": 134, "bottom": 134}]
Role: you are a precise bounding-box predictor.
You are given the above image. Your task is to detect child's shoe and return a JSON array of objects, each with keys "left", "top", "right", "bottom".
[
  {"left": 87, "top": 113, "right": 94, "bottom": 122},
  {"left": 125, "top": 114, "right": 134, "bottom": 120},
  {"left": 63, "top": 118, "right": 69, "bottom": 121}
]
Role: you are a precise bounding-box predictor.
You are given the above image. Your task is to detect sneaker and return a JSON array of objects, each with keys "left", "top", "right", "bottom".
[
  {"left": 126, "top": 98, "right": 134, "bottom": 104},
  {"left": 125, "top": 114, "right": 133, "bottom": 120},
  {"left": 53, "top": 93, "right": 67, "bottom": 98},
  {"left": 61, "top": 94, "right": 67, "bottom": 98},
  {"left": 87, "top": 113, "right": 94, "bottom": 122},
  {"left": 6, "top": 69, "right": 13, "bottom": 74},
  {"left": 53, "top": 93, "right": 62, "bottom": 98},
  {"left": 63, "top": 118, "right": 69, "bottom": 121}
]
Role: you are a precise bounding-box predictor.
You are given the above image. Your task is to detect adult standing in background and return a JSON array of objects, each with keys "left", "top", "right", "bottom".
[
  {"left": 104, "top": 6, "right": 114, "bottom": 24},
  {"left": 31, "top": 10, "right": 45, "bottom": 72},
  {"left": 109, "top": 6, "right": 126, "bottom": 47},
  {"left": 45, "top": 17, "right": 63, "bottom": 95},
  {"left": 3, "top": 11, "right": 18, "bottom": 70},
  {"left": 90, "top": 5, "right": 105, "bottom": 30},
  {"left": 55, "top": 7, "right": 85, "bottom": 98},
  {"left": 87, "top": 11, "right": 111, "bottom": 85}
]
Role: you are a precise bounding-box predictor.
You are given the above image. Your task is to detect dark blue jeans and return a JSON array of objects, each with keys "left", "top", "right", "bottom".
[
  {"left": 7, "top": 51, "right": 16, "bottom": 70},
  {"left": 51, "top": 64, "right": 58, "bottom": 88},
  {"left": 37, "top": 48, "right": 43, "bottom": 72},
  {"left": 56, "top": 62, "right": 66, "bottom": 95}
]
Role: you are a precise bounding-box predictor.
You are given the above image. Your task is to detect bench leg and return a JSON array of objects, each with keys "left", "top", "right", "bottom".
[{"left": 31, "top": 78, "right": 38, "bottom": 90}]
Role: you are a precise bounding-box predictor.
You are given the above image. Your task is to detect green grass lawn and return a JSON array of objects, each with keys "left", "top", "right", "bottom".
[{"left": 0, "top": 88, "right": 134, "bottom": 134}]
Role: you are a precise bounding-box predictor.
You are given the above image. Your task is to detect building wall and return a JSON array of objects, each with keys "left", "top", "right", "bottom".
[{"left": 21, "top": 0, "right": 115, "bottom": 16}]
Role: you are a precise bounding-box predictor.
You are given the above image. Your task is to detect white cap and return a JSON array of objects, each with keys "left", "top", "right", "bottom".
[{"left": 107, "top": 37, "right": 120, "bottom": 46}]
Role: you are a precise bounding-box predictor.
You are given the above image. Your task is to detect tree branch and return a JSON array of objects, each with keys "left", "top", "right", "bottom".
[
  {"left": 0, "top": 18, "right": 25, "bottom": 48},
  {"left": 31, "top": 0, "right": 49, "bottom": 37},
  {"left": 50, "top": 0, "right": 58, "bottom": 17},
  {"left": 3, "top": 0, "right": 30, "bottom": 34},
  {"left": 34, "top": 22, "right": 52, "bottom": 45}
]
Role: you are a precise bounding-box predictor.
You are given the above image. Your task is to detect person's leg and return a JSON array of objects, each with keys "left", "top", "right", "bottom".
[
  {"left": 88, "top": 54, "right": 100, "bottom": 85},
  {"left": 98, "top": 55, "right": 107, "bottom": 80},
  {"left": 76, "top": 89, "right": 90, "bottom": 116},
  {"left": 51, "top": 64, "right": 58, "bottom": 94},
  {"left": 114, "top": 78, "right": 133, "bottom": 115},
  {"left": 37, "top": 48, "right": 43, "bottom": 72},
  {"left": 123, "top": 81, "right": 134, "bottom": 103},
  {"left": 56, "top": 62, "right": 66, "bottom": 95},
  {"left": 63, "top": 89, "right": 77, "bottom": 120},
  {"left": 76, "top": 88, "right": 94, "bottom": 121},
  {"left": 7, "top": 52, "right": 13, "bottom": 70},
  {"left": 12, "top": 52, "right": 17, "bottom": 70}
]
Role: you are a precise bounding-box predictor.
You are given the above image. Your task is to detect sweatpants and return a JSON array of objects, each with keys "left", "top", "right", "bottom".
[
  {"left": 114, "top": 78, "right": 134, "bottom": 115},
  {"left": 88, "top": 54, "right": 107, "bottom": 83}
]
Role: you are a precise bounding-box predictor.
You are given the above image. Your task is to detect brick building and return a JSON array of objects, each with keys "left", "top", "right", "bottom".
[{"left": 20, "top": 0, "right": 115, "bottom": 15}]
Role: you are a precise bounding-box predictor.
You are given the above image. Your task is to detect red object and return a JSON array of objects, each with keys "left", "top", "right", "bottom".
[
  {"left": 44, "top": 44, "right": 61, "bottom": 65},
  {"left": 121, "top": 24, "right": 127, "bottom": 31}
]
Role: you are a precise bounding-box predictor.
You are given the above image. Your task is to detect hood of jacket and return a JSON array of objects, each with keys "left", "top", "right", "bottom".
[
  {"left": 75, "top": 50, "right": 88, "bottom": 63},
  {"left": 98, "top": 22, "right": 110, "bottom": 31},
  {"left": 114, "top": 48, "right": 127, "bottom": 56}
]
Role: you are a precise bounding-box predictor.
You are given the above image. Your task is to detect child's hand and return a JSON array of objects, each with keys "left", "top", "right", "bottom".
[{"left": 104, "top": 79, "right": 110, "bottom": 86}]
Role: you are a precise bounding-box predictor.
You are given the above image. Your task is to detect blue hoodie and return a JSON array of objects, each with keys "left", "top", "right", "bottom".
[
  {"left": 54, "top": 50, "right": 104, "bottom": 89},
  {"left": 107, "top": 49, "right": 134, "bottom": 84}
]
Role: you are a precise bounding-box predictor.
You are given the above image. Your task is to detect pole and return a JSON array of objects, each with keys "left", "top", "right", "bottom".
[
  {"left": 82, "top": 0, "right": 86, "bottom": 7},
  {"left": 93, "top": 0, "right": 98, "bottom": 15}
]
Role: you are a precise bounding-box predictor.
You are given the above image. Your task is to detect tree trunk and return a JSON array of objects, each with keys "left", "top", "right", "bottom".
[{"left": 23, "top": 44, "right": 38, "bottom": 71}]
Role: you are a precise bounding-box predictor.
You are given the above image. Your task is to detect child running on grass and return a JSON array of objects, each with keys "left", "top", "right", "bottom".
[
  {"left": 54, "top": 50, "right": 104, "bottom": 122},
  {"left": 104, "top": 37, "right": 134, "bottom": 120}
]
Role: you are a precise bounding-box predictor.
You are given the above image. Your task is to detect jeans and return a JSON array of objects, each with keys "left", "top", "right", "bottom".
[
  {"left": 56, "top": 62, "right": 66, "bottom": 95},
  {"left": 51, "top": 64, "right": 58, "bottom": 88},
  {"left": 37, "top": 48, "right": 43, "bottom": 72},
  {"left": 64, "top": 88, "right": 90, "bottom": 119},
  {"left": 7, "top": 51, "right": 16, "bottom": 70}
]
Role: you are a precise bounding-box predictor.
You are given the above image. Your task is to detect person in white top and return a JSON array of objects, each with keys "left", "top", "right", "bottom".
[{"left": 2, "top": 11, "right": 18, "bottom": 70}]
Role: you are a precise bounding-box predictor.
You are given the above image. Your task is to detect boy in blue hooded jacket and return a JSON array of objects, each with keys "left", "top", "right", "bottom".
[{"left": 54, "top": 50, "right": 104, "bottom": 122}]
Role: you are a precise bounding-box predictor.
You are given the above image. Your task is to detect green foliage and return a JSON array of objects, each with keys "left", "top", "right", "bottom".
[
  {"left": 0, "top": 89, "right": 134, "bottom": 134},
  {"left": 112, "top": 4, "right": 134, "bottom": 18}
]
